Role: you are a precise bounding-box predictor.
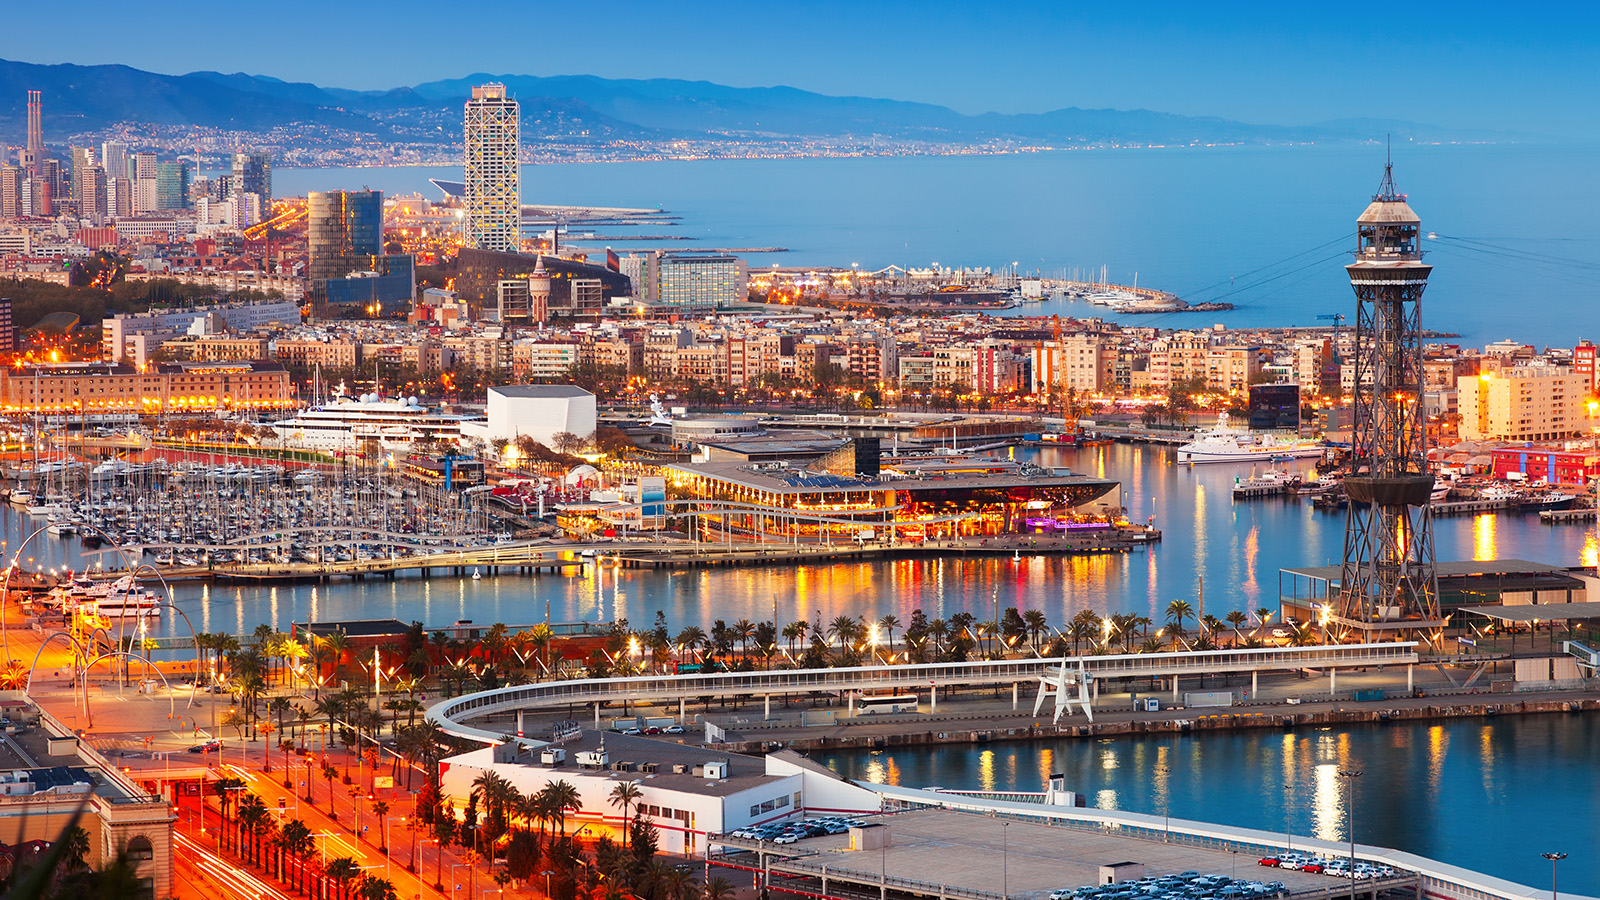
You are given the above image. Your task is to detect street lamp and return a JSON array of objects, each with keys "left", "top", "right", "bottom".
[
  {"left": 1339, "top": 769, "right": 1363, "bottom": 899},
  {"left": 1283, "top": 781, "right": 1295, "bottom": 852},
  {"left": 384, "top": 816, "right": 406, "bottom": 876},
  {"left": 1541, "top": 852, "right": 1567, "bottom": 900},
  {"left": 1002, "top": 821, "right": 1009, "bottom": 900},
  {"left": 451, "top": 863, "right": 473, "bottom": 900},
  {"left": 542, "top": 870, "right": 554, "bottom": 898},
  {"left": 1153, "top": 765, "right": 1171, "bottom": 841}
]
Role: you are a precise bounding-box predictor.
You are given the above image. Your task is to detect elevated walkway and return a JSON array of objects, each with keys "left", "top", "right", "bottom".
[{"left": 428, "top": 643, "right": 1419, "bottom": 743}]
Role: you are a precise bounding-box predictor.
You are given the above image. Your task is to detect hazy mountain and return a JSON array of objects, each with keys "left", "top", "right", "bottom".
[{"left": 0, "top": 57, "right": 1475, "bottom": 147}]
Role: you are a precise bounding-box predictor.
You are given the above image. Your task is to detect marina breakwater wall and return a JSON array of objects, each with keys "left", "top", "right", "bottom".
[{"left": 712, "top": 695, "right": 1600, "bottom": 754}]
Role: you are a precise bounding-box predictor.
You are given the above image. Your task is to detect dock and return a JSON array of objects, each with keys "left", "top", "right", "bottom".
[
  {"left": 1431, "top": 497, "right": 1512, "bottom": 517},
  {"left": 1540, "top": 507, "right": 1597, "bottom": 523}
]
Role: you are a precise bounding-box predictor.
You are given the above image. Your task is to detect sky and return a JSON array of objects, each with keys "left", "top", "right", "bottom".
[{"left": 11, "top": 1, "right": 1600, "bottom": 138}]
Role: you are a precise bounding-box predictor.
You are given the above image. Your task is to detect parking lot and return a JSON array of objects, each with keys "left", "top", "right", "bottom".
[{"left": 752, "top": 809, "right": 1368, "bottom": 900}]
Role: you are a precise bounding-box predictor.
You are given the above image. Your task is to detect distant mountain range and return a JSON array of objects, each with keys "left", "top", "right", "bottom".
[{"left": 0, "top": 57, "right": 1498, "bottom": 150}]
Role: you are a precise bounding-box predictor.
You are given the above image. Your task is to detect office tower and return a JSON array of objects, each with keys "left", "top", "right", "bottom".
[
  {"left": 0, "top": 299, "right": 14, "bottom": 353},
  {"left": 26, "top": 176, "right": 50, "bottom": 217},
  {"left": 100, "top": 141, "right": 129, "bottom": 181},
  {"left": 0, "top": 166, "right": 21, "bottom": 219},
  {"left": 77, "top": 165, "right": 106, "bottom": 220},
  {"left": 155, "top": 161, "right": 191, "bottom": 210},
  {"left": 307, "top": 189, "right": 382, "bottom": 287},
  {"left": 107, "top": 176, "right": 131, "bottom": 218},
  {"left": 1336, "top": 160, "right": 1441, "bottom": 643},
  {"left": 131, "top": 152, "right": 157, "bottom": 180},
  {"left": 22, "top": 91, "right": 41, "bottom": 172},
  {"left": 232, "top": 151, "right": 272, "bottom": 205},
  {"left": 43, "top": 159, "right": 67, "bottom": 210},
  {"left": 463, "top": 83, "right": 520, "bottom": 252},
  {"left": 69, "top": 147, "right": 94, "bottom": 205}
]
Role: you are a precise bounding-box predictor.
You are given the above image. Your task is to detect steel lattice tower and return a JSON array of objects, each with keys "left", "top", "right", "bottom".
[{"left": 1336, "top": 161, "right": 1441, "bottom": 642}]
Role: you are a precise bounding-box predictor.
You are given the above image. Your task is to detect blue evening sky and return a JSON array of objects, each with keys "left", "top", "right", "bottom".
[{"left": 14, "top": 1, "right": 1600, "bottom": 137}]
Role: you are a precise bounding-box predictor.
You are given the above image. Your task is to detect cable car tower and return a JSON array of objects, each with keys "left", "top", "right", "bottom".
[{"left": 1336, "top": 158, "right": 1443, "bottom": 644}]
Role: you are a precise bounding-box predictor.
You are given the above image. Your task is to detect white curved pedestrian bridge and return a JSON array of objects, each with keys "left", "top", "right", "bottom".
[{"left": 428, "top": 642, "right": 1420, "bottom": 743}]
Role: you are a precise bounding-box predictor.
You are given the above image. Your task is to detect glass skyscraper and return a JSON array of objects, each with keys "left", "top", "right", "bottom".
[{"left": 307, "top": 190, "right": 383, "bottom": 289}]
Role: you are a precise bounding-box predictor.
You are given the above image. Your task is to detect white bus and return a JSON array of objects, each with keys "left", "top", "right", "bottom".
[{"left": 856, "top": 693, "right": 919, "bottom": 715}]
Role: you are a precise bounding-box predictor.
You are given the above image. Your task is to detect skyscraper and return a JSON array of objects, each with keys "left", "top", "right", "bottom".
[
  {"left": 100, "top": 141, "right": 129, "bottom": 181},
  {"left": 463, "top": 83, "right": 520, "bottom": 253},
  {"left": 155, "top": 161, "right": 191, "bottom": 210},
  {"left": 77, "top": 165, "right": 106, "bottom": 220},
  {"left": 23, "top": 91, "right": 41, "bottom": 172},
  {"left": 307, "top": 190, "right": 383, "bottom": 287},
  {"left": 232, "top": 151, "right": 272, "bottom": 205},
  {"left": 0, "top": 166, "right": 21, "bottom": 219},
  {"left": 1335, "top": 160, "right": 1441, "bottom": 644}
]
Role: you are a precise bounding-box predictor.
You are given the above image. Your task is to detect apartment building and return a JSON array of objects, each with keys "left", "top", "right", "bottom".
[{"left": 1458, "top": 365, "right": 1597, "bottom": 441}]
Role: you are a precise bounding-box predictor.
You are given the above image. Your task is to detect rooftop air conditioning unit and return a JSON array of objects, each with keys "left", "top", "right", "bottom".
[
  {"left": 575, "top": 751, "right": 609, "bottom": 768},
  {"left": 540, "top": 748, "right": 566, "bottom": 767},
  {"left": 703, "top": 761, "right": 729, "bottom": 779}
]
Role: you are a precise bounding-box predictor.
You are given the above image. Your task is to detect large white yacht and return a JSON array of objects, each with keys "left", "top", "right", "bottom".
[
  {"left": 270, "top": 388, "right": 483, "bottom": 451},
  {"left": 1177, "top": 413, "right": 1326, "bottom": 465}
]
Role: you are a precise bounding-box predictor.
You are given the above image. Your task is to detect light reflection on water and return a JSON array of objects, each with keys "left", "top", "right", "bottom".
[
  {"left": 7, "top": 443, "right": 1598, "bottom": 642},
  {"left": 814, "top": 715, "right": 1600, "bottom": 894}
]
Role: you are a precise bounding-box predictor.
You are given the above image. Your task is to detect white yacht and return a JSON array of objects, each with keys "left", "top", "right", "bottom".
[
  {"left": 270, "top": 390, "right": 483, "bottom": 451},
  {"left": 1178, "top": 413, "right": 1326, "bottom": 465}
]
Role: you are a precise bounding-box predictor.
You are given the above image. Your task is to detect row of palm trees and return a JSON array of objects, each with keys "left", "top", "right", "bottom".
[{"left": 211, "top": 779, "right": 399, "bottom": 900}]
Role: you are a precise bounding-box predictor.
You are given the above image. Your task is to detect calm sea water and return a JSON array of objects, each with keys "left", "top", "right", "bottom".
[
  {"left": 813, "top": 715, "right": 1600, "bottom": 895},
  {"left": 11, "top": 443, "right": 1594, "bottom": 639},
  {"left": 275, "top": 144, "right": 1600, "bottom": 347}
]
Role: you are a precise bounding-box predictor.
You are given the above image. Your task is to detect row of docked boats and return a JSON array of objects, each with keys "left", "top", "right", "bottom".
[{"left": 37, "top": 574, "right": 162, "bottom": 619}]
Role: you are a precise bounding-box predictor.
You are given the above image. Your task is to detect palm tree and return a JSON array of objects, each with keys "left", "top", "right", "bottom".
[
  {"left": 703, "top": 875, "right": 736, "bottom": 900},
  {"left": 277, "top": 819, "right": 314, "bottom": 892},
  {"left": 61, "top": 825, "right": 90, "bottom": 872},
  {"left": 608, "top": 781, "right": 643, "bottom": 848},
  {"left": 1224, "top": 611, "right": 1249, "bottom": 646},
  {"left": 236, "top": 793, "right": 271, "bottom": 866},
  {"left": 326, "top": 857, "right": 361, "bottom": 900},
  {"left": 543, "top": 779, "right": 582, "bottom": 838},
  {"left": 372, "top": 800, "right": 391, "bottom": 852},
  {"left": 828, "top": 615, "right": 859, "bottom": 656},
  {"left": 1165, "top": 599, "right": 1195, "bottom": 637},
  {"left": 782, "top": 621, "right": 807, "bottom": 658},
  {"left": 732, "top": 619, "right": 756, "bottom": 661},
  {"left": 322, "top": 761, "right": 339, "bottom": 812},
  {"left": 1256, "top": 607, "right": 1275, "bottom": 627},
  {"left": 878, "top": 614, "right": 901, "bottom": 651},
  {"left": 1022, "top": 610, "right": 1048, "bottom": 651}
]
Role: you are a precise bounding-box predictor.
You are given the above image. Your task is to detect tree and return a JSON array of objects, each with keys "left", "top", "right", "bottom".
[
  {"left": 1165, "top": 599, "right": 1195, "bottom": 639},
  {"left": 372, "top": 800, "right": 391, "bottom": 852},
  {"left": 703, "top": 875, "right": 737, "bottom": 900},
  {"left": 504, "top": 829, "right": 541, "bottom": 884},
  {"left": 608, "top": 781, "right": 643, "bottom": 848},
  {"left": 550, "top": 431, "right": 592, "bottom": 455},
  {"left": 1224, "top": 611, "right": 1249, "bottom": 646},
  {"left": 61, "top": 825, "right": 91, "bottom": 872},
  {"left": 358, "top": 875, "right": 398, "bottom": 900},
  {"left": 326, "top": 858, "right": 361, "bottom": 900}
]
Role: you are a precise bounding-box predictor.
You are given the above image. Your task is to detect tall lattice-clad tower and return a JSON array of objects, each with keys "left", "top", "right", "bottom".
[
  {"left": 1337, "top": 161, "right": 1441, "bottom": 642},
  {"left": 464, "top": 83, "right": 520, "bottom": 252}
]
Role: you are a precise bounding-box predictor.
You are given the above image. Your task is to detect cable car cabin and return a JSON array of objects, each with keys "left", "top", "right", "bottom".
[{"left": 856, "top": 693, "right": 919, "bottom": 715}]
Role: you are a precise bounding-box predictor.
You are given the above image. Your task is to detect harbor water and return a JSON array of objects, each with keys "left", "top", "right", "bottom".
[
  {"left": 812, "top": 714, "right": 1600, "bottom": 895},
  {"left": 9, "top": 443, "right": 1595, "bottom": 640}
]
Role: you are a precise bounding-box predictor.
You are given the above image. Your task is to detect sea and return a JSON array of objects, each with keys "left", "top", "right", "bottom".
[{"left": 272, "top": 142, "right": 1600, "bottom": 349}]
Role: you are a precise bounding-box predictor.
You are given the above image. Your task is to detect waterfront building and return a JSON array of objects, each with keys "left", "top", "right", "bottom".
[
  {"left": 458, "top": 384, "right": 598, "bottom": 448},
  {"left": 1033, "top": 335, "right": 1111, "bottom": 394},
  {"left": 272, "top": 337, "right": 360, "bottom": 369},
  {"left": 230, "top": 150, "right": 272, "bottom": 204},
  {"left": 1573, "top": 340, "right": 1597, "bottom": 392},
  {"left": 1457, "top": 364, "right": 1596, "bottom": 441},
  {"left": 0, "top": 359, "right": 293, "bottom": 414},
  {"left": 653, "top": 252, "right": 748, "bottom": 309},
  {"left": 440, "top": 732, "right": 880, "bottom": 855},
  {"left": 463, "top": 83, "right": 520, "bottom": 253},
  {"left": 664, "top": 448, "right": 1119, "bottom": 542},
  {"left": 307, "top": 189, "right": 382, "bottom": 292}
]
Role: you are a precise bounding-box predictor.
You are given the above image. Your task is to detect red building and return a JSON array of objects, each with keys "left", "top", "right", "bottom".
[
  {"left": 1575, "top": 341, "right": 1597, "bottom": 393},
  {"left": 1491, "top": 446, "right": 1600, "bottom": 485}
]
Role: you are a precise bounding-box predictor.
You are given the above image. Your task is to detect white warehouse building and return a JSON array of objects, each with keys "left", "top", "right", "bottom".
[
  {"left": 439, "top": 731, "right": 881, "bottom": 855},
  {"left": 460, "top": 384, "right": 597, "bottom": 447}
]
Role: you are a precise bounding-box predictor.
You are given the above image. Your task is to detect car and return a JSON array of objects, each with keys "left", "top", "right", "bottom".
[
  {"left": 665, "top": 725, "right": 685, "bottom": 734},
  {"left": 622, "top": 727, "right": 642, "bottom": 735},
  {"left": 644, "top": 727, "right": 663, "bottom": 735},
  {"left": 1300, "top": 864, "right": 1325, "bottom": 874},
  {"left": 1257, "top": 859, "right": 1279, "bottom": 868},
  {"left": 771, "top": 834, "right": 799, "bottom": 844},
  {"left": 186, "top": 739, "right": 224, "bottom": 754}
]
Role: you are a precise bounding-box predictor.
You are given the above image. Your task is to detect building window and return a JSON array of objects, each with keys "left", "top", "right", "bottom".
[{"left": 127, "top": 836, "right": 154, "bottom": 861}]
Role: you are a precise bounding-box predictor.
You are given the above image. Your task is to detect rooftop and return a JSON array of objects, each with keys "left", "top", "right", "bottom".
[{"left": 490, "top": 385, "right": 596, "bottom": 399}]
